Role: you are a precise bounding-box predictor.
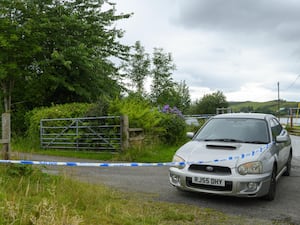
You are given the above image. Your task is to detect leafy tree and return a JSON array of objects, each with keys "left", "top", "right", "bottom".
[
  {"left": 123, "top": 41, "right": 150, "bottom": 96},
  {"left": 150, "top": 48, "right": 176, "bottom": 106},
  {"left": 173, "top": 80, "right": 191, "bottom": 113},
  {"left": 1, "top": 0, "right": 132, "bottom": 136},
  {"left": 122, "top": 43, "right": 191, "bottom": 112},
  {"left": 0, "top": 0, "right": 42, "bottom": 112},
  {"left": 0, "top": 0, "right": 131, "bottom": 113},
  {"left": 195, "top": 91, "right": 228, "bottom": 114}
]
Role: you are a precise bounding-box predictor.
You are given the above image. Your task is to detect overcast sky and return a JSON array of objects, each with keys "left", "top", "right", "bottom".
[{"left": 113, "top": 0, "right": 300, "bottom": 102}]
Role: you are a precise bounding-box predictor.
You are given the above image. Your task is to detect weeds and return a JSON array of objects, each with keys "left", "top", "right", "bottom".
[{"left": 0, "top": 164, "right": 288, "bottom": 225}]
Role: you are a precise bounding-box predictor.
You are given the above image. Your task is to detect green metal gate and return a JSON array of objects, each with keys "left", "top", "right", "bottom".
[{"left": 40, "top": 116, "right": 122, "bottom": 152}]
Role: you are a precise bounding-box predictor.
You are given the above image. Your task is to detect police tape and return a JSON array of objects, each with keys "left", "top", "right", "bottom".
[{"left": 0, "top": 143, "right": 272, "bottom": 167}]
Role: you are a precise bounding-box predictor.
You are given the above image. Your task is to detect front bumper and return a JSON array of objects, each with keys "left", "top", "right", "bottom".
[{"left": 169, "top": 166, "right": 272, "bottom": 198}]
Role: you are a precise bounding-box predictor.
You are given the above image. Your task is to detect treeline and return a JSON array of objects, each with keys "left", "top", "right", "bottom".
[
  {"left": 1, "top": 0, "right": 230, "bottom": 137},
  {"left": 229, "top": 100, "right": 298, "bottom": 115}
]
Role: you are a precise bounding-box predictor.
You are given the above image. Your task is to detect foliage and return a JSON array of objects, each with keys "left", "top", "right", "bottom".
[
  {"left": 150, "top": 48, "right": 176, "bottom": 106},
  {"left": 229, "top": 100, "right": 298, "bottom": 115},
  {"left": 122, "top": 43, "right": 191, "bottom": 112},
  {"left": 108, "top": 96, "right": 187, "bottom": 145},
  {"left": 0, "top": 0, "right": 131, "bottom": 112},
  {"left": 159, "top": 113, "right": 186, "bottom": 145},
  {"left": 159, "top": 104, "right": 186, "bottom": 145},
  {"left": 25, "top": 103, "right": 93, "bottom": 142},
  {"left": 84, "top": 96, "right": 111, "bottom": 117},
  {"left": 193, "top": 90, "right": 228, "bottom": 114},
  {"left": 108, "top": 95, "right": 163, "bottom": 132},
  {"left": 174, "top": 80, "right": 191, "bottom": 113},
  {"left": 122, "top": 41, "right": 151, "bottom": 96},
  {"left": 0, "top": 0, "right": 42, "bottom": 111},
  {"left": 4, "top": 164, "right": 34, "bottom": 177}
]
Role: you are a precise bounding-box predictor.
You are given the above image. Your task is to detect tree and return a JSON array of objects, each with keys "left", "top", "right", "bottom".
[
  {"left": 196, "top": 91, "right": 228, "bottom": 114},
  {"left": 0, "top": 0, "right": 42, "bottom": 112},
  {"left": 150, "top": 48, "right": 176, "bottom": 106},
  {"left": 123, "top": 41, "right": 150, "bottom": 96},
  {"left": 0, "top": 0, "right": 131, "bottom": 112},
  {"left": 174, "top": 80, "right": 191, "bottom": 113}
]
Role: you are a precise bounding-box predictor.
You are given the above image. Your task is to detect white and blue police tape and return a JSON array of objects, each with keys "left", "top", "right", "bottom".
[{"left": 0, "top": 143, "right": 272, "bottom": 167}]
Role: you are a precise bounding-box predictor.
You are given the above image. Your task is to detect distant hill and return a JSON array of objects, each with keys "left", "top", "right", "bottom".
[{"left": 228, "top": 100, "right": 299, "bottom": 115}]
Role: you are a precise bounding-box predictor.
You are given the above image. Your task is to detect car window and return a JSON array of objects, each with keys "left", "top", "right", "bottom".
[
  {"left": 270, "top": 118, "right": 283, "bottom": 139},
  {"left": 194, "top": 118, "right": 270, "bottom": 143}
]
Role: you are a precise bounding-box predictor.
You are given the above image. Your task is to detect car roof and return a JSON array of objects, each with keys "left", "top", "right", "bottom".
[{"left": 212, "top": 113, "right": 275, "bottom": 120}]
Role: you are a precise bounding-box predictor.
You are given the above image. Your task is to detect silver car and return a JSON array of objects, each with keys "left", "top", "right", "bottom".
[{"left": 169, "top": 113, "right": 292, "bottom": 200}]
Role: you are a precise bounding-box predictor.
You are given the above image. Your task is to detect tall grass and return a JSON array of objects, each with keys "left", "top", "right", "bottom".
[{"left": 0, "top": 165, "right": 282, "bottom": 225}]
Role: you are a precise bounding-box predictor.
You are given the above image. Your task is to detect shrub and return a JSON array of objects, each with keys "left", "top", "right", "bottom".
[
  {"left": 25, "top": 103, "right": 94, "bottom": 143},
  {"left": 159, "top": 105, "right": 186, "bottom": 145},
  {"left": 108, "top": 96, "right": 163, "bottom": 132}
]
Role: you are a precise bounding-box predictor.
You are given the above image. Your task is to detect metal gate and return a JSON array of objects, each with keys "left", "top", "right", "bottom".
[{"left": 40, "top": 116, "right": 122, "bottom": 152}]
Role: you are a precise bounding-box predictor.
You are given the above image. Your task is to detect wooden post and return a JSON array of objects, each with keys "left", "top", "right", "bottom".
[
  {"left": 121, "top": 115, "right": 129, "bottom": 151},
  {"left": 290, "top": 108, "right": 293, "bottom": 128},
  {"left": 2, "top": 113, "right": 11, "bottom": 160}
]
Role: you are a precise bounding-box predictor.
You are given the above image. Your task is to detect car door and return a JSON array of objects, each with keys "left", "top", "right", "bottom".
[{"left": 270, "top": 118, "right": 289, "bottom": 171}]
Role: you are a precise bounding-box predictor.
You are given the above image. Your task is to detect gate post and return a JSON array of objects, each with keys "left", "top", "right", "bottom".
[
  {"left": 2, "top": 113, "right": 11, "bottom": 160},
  {"left": 122, "top": 115, "right": 129, "bottom": 150}
]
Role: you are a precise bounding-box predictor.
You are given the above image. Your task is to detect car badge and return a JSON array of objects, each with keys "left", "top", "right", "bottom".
[{"left": 206, "top": 166, "right": 214, "bottom": 172}]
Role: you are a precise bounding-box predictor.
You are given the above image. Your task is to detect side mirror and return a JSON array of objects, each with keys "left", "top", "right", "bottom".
[
  {"left": 186, "top": 132, "right": 194, "bottom": 139},
  {"left": 276, "top": 130, "right": 289, "bottom": 143}
]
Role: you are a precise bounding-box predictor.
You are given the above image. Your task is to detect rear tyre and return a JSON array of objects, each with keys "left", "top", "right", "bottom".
[
  {"left": 283, "top": 151, "right": 292, "bottom": 176},
  {"left": 264, "top": 166, "right": 277, "bottom": 201}
]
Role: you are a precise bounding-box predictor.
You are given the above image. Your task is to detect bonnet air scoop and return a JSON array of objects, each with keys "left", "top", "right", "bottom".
[{"left": 206, "top": 144, "right": 237, "bottom": 150}]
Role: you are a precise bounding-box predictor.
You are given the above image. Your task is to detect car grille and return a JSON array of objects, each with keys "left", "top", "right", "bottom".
[
  {"left": 188, "top": 164, "right": 232, "bottom": 175},
  {"left": 186, "top": 177, "right": 233, "bottom": 191}
]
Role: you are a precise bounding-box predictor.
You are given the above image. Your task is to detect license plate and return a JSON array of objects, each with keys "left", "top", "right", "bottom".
[{"left": 192, "top": 177, "right": 225, "bottom": 187}]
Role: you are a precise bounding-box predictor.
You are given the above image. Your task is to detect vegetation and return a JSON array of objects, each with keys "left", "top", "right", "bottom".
[
  {"left": 122, "top": 41, "right": 151, "bottom": 96},
  {"left": 0, "top": 0, "right": 130, "bottom": 112},
  {"left": 0, "top": 165, "right": 287, "bottom": 225},
  {"left": 188, "top": 91, "right": 228, "bottom": 115},
  {"left": 229, "top": 100, "right": 298, "bottom": 115}
]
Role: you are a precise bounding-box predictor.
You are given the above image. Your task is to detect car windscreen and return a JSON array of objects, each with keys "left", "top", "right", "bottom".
[{"left": 194, "top": 118, "right": 270, "bottom": 144}]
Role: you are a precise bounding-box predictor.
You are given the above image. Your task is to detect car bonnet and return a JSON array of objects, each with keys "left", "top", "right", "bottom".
[{"left": 176, "top": 140, "right": 268, "bottom": 167}]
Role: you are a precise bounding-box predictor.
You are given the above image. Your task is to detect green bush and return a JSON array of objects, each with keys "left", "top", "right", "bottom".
[
  {"left": 25, "top": 103, "right": 94, "bottom": 142},
  {"left": 159, "top": 113, "right": 186, "bottom": 145},
  {"left": 108, "top": 96, "right": 163, "bottom": 132},
  {"left": 109, "top": 97, "right": 187, "bottom": 145},
  {"left": 21, "top": 97, "right": 187, "bottom": 150}
]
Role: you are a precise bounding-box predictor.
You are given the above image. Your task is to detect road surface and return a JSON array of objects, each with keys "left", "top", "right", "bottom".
[{"left": 20, "top": 135, "right": 300, "bottom": 224}]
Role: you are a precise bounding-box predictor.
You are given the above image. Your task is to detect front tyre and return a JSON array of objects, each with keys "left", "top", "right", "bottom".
[{"left": 264, "top": 166, "right": 277, "bottom": 201}]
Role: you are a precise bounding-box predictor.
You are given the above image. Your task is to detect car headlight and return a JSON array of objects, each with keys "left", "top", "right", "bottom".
[
  {"left": 238, "top": 161, "right": 263, "bottom": 175},
  {"left": 172, "top": 155, "right": 185, "bottom": 169}
]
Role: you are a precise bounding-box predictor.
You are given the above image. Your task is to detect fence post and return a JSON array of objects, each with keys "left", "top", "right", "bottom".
[
  {"left": 2, "top": 113, "right": 11, "bottom": 160},
  {"left": 122, "top": 115, "right": 129, "bottom": 151},
  {"left": 290, "top": 108, "right": 293, "bottom": 128}
]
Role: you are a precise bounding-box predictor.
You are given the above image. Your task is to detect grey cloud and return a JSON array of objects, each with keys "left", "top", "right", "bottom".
[
  {"left": 174, "top": 0, "right": 300, "bottom": 40},
  {"left": 179, "top": 69, "right": 244, "bottom": 92}
]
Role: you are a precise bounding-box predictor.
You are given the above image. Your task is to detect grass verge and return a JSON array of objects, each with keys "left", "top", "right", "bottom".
[
  {"left": 11, "top": 137, "right": 180, "bottom": 163},
  {"left": 0, "top": 165, "right": 285, "bottom": 225}
]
